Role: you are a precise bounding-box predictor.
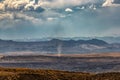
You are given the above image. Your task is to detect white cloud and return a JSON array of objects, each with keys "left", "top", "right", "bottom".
[
  {"left": 65, "top": 8, "right": 73, "bottom": 12},
  {"left": 102, "top": 0, "right": 120, "bottom": 7},
  {"left": 81, "top": 6, "right": 85, "bottom": 9},
  {"left": 0, "top": 0, "right": 44, "bottom": 12},
  {"left": 39, "top": 0, "right": 99, "bottom": 8},
  {"left": 47, "top": 17, "right": 57, "bottom": 21},
  {"left": 0, "top": 0, "right": 102, "bottom": 11},
  {"left": 0, "top": 0, "right": 28, "bottom": 10},
  {"left": 89, "top": 4, "right": 96, "bottom": 10},
  {"left": 0, "top": 0, "right": 120, "bottom": 12}
]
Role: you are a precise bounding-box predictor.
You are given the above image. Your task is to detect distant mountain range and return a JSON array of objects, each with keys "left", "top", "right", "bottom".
[
  {"left": 13, "top": 37, "right": 120, "bottom": 43},
  {"left": 0, "top": 38, "right": 120, "bottom": 53}
]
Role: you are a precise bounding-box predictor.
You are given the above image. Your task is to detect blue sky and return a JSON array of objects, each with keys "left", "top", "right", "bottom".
[{"left": 0, "top": 0, "right": 120, "bottom": 40}]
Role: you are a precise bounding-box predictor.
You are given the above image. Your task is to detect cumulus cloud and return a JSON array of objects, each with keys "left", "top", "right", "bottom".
[
  {"left": 0, "top": 0, "right": 44, "bottom": 12},
  {"left": 1, "top": 0, "right": 120, "bottom": 13},
  {"left": 39, "top": 0, "right": 99, "bottom": 8},
  {"left": 0, "top": 0, "right": 120, "bottom": 12},
  {"left": 0, "top": 0, "right": 104, "bottom": 11},
  {"left": 102, "top": 0, "right": 120, "bottom": 7},
  {"left": 65, "top": 8, "right": 73, "bottom": 12}
]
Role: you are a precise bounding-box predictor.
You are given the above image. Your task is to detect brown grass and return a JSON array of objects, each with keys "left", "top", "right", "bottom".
[{"left": 0, "top": 67, "right": 119, "bottom": 80}]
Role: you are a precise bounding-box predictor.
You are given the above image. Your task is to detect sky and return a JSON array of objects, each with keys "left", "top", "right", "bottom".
[{"left": 0, "top": 0, "right": 120, "bottom": 40}]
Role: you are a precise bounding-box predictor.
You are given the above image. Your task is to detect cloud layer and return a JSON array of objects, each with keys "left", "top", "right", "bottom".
[
  {"left": 0, "top": 0, "right": 120, "bottom": 39},
  {"left": 0, "top": 0, "right": 120, "bottom": 12}
]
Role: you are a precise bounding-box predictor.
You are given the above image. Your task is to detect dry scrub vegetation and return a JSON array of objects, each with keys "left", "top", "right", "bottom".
[{"left": 0, "top": 67, "right": 119, "bottom": 80}]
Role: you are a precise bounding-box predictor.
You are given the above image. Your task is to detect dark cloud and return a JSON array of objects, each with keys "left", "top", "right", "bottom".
[{"left": 113, "top": 0, "right": 120, "bottom": 4}]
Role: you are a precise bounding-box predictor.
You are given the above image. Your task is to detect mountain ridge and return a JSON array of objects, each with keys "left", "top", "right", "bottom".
[
  {"left": 0, "top": 38, "right": 108, "bottom": 44},
  {"left": 0, "top": 38, "right": 119, "bottom": 53}
]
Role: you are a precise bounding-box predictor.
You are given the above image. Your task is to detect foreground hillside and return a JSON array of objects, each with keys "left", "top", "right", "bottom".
[{"left": 0, "top": 68, "right": 119, "bottom": 80}]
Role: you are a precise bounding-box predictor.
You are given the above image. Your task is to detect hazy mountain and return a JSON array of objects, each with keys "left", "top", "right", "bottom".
[
  {"left": 13, "top": 37, "right": 120, "bottom": 43},
  {"left": 0, "top": 38, "right": 120, "bottom": 54}
]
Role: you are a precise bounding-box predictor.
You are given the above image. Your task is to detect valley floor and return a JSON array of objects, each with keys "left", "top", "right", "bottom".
[{"left": 0, "top": 52, "right": 120, "bottom": 73}]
